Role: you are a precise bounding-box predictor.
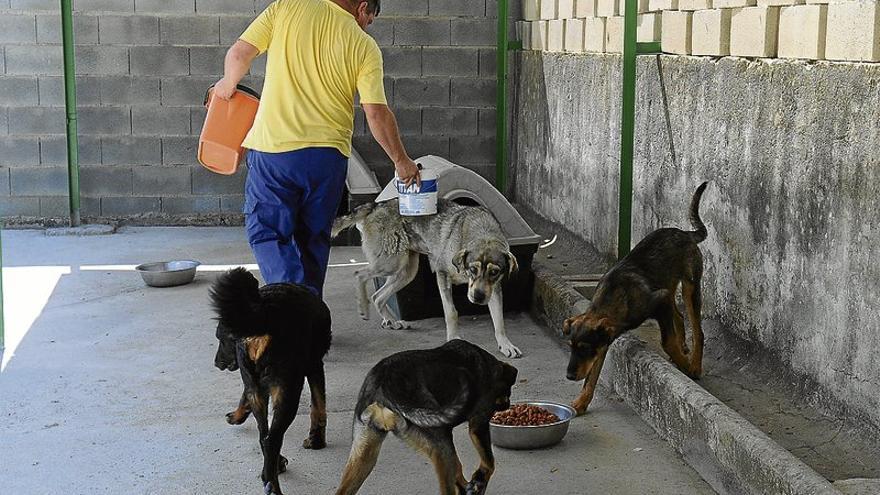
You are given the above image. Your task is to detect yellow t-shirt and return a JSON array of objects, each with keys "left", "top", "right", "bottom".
[{"left": 239, "top": 0, "right": 386, "bottom": 156}]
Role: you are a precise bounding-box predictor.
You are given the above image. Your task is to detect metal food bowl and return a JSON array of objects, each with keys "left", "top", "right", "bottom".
[
  {"left": 490, "top": 401, "right": 576, "bottom": 450},
  {"left": 135, "top": 260, "right": 201, "bottom": 288}
]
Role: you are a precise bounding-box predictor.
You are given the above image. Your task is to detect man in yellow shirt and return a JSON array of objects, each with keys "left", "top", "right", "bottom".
[{"left": 214, "top": 0, "right": 420, "bottom": 297}]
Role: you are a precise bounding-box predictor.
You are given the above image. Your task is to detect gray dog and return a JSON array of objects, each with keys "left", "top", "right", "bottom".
[{"left": 333, "top": 199, "right": 522, "bottom": 358}]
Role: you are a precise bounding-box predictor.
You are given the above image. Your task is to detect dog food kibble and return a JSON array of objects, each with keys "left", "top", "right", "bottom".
[{"left": 491, "top": 404, "right": 560, "bottom": 426}]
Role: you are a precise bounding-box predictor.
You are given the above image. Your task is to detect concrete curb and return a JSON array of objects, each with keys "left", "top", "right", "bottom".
[{"left": 529, "top": 262, "right": 841, "bottom": 495}]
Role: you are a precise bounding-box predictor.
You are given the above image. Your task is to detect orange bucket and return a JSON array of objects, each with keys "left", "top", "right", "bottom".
[{"left": 198, "top": 84, "right": 260, "bottom": 175}]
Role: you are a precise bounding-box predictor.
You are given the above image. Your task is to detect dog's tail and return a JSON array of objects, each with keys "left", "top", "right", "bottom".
[
  {"left": 209, "top": 267, "right": 263, "bottom": 338},
  {"left": 689, "top": 181, "right": 709, "bottom": 243},
  {"left": 332, "top": 202, "right": 376, "bottom": 238}
]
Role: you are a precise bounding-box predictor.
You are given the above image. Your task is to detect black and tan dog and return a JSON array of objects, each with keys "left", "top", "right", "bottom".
[
  {"left": 210, "top": 267, "right": 332, "bottom": 495},
  {"left": 335, "top": 339, "right": 518, "bottom": 495},
  {"left": 563, "top": 182, "right": 709, "bottom": 415}
]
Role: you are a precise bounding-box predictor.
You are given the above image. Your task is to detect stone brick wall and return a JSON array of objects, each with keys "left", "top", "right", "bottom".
[{"left": 0, "top": 0, "right": 501, "bottom": 222}]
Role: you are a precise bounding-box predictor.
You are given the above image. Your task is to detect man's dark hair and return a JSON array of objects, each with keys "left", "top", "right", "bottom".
[{"left": 364, "top": 0, "right": 380, "bottom": 15}]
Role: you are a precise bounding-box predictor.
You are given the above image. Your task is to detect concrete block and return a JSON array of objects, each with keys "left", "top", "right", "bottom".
[
  {"left": 451, "top": 19, "right": 496, "bottom": 45},
  {"left": 714, "top": 0, "right": 755, "bottom": 8},
  {"left": 78, "top": 107, "right": 132, "bottom": 135},
  {"left": 0, "top": 197, "right": 41, "bottom": 217},
  {"left": 40, "top": 196, "right": 72, "bottom": 217},
  {"left": 99, "top": 15, "right": 159, "bottom": 44},
  {"left": 196, "top": 0, "right": 256, "bottom": 13},
  {"left": 38, "top": 76, "right": 101, "bottom": 106},
  {"left": 576, "top": 0, "right": 596, "bottom": 17},
  {"left": 584, "top": 16, "right": 606, "bottom": 52},
  {"left": 36, "top": 14, "right": 98, "bottom": 44},
  {"left": 692, "top": 8, "right": 732, "bottom": 55},
  {"left": 429, "top": 0, "right": 486, "bottom": 16},
  {"left": 0, "top": 78, "right": 38, "bottom": 106},
  {"left": 162, "top": 136, "right": 199, "bottom": 165},
  {"left": 450, "top": 136, "right": 495, "bottom": 163},
  {"left": 778, "top": 5, "right": 826, "bottom": 59},
  {"left": 394, "top": 77, "right": 450, "bottom": 106},
  {"left": 0, "top": 109, "right": 7, "bottom": 136},
  {"left": 381, "top": 47, "right": 422, "bottom": 77},
  {"left": 368, "top": 18, "right": 394, "bottom": 46},
  {"left": 10, "top": 167, "right": 67, "bottom": 196},
  {"left": 189, "top": 46, "right": 227, "bottom": 76},
  {"left": 558, "top": 0, "right": 576, "bottom": 18},
  {"left": 395, "top": 19, "right": 450, "bottom": 46},
  {"left": 135, "top": 0, "right": 196, "bottom": 12},
  {"left": 160, "top": 76, "right": 216, "bottom": 106},
  {"left": 132, "top": 107, "right": 190, "bottom": 136},
  {"left": 423, "top": 47, "right": 478, "bottom": 77},
  {"left": 220, "top": 16, "right": 252, "bottom": 44},
  {"left": 0, "top": 15, "right": 36, "bottom": 43},
  {"left": 8, "top": 106, "right": 65, "bottom": 135},
  {"left": 6, "top": 45, "right": 63, "bottom": 76},
  {"left": 162, "top": 196, "right": 221, "bottom": 214},
  {"left": 382, "top": 0, "right": 428, "bottom": 15},
  {"left": 730, "top": 6, "right": 780, "bottom": 57},
  {"left": 159, "top": 16, "right": 220, "bottom": 45},
  {"left": 478, "top": 108, "right": 495, "bottom": 135},
  {"left": 648, "top": 0, "right": 678, "bottom": 12},
  {"left": 74, "top": 46, "right": 130, "bottom": 76},
  {"left": 597, "top": 0, "right": 619, "bottom": 17},
  {"left": 540, "top": 0, "right": 557, "bottom": 18},
  {"left": 0, "top": 169, "right": 8, "bottom": 196},
  {"left": 193, "top": 165, "right": 245, "bottom": 194},
  {"left": 392, "top": 107, "right": 422, "bottom": 135},
  {"left": 219, "top": 194, "right": 244, "bottom": 213},
  {"left": 826, "top": 1, "right": 880, "bottom": 62},
  {"left": 518, "top": 21, "right": 532, "bottom": 48},
  {"left": 422, "top": 107, "right": 478, "bottom": 135},
  {"left": 73, "top": 0, "right": 134, "bottom": 12},
  {"left": 100, "top": 77, "right": 160, "bottom": 105},
  {"left": 524, "top": 0, "right": 541, "bottom": 20},
  {"left": 10, "top": 0, "right": 57, "bottom": 11},
  {"left": 679, "top": 0, "right": 711, "bottom": 9},
  {"left": 101, "top": 196, "right": 161, "bottom": 216},
  {"left": 605, "top": 16, "right": 624, "bottom": 53},
  {"left": 479, "top": 49, "right": 496, "bottom": 76},
  {"left": 547, "top": 19, "right": 566, "bottom": 51},
  {"left": 131, "top": 46, "right": 189, "bottom": 76},
  {"left": 0, "top": 137, "right": 40, "bottom": 166},
  {"left": 565, "top": 18, "right": 585, "bottom": 52},
  {"left": 759, "top": 0, "right": 802, "bottom": 6},
  {"left": 638, "top": 13, "right": 662, "bottom": 42},
  {"left": 531, "top": 20, "right": 548, "bottom": 50},
  {"left": 132, "top": 165, "right": 191, "bottom": 195},
  {"left": 191, "top": 107, "right": 207, "bottom": 135},
  {"left": 451, "top": 78, "right": 495, "bottom": 106},
  {"left": 661, "top": 10, "right": 692, "bottom": 54},
  {"left": 79, "top": 166, "right": 132, "bottom": 196},
  {"left": 102, "top": 136, "right": 161, "bottom": 164},
  {"left": 40, "top": 136, "right": 102, "bottom": 165}
]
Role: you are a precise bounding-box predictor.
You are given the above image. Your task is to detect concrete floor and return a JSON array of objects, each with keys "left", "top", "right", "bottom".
[{"left": 0, "top": 227, "right": 714, "bottom": 495}]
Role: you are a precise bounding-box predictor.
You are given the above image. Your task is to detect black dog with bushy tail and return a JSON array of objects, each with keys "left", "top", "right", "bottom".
[{"left": 210, "top": 267, "right": 332, "bottom": 495}]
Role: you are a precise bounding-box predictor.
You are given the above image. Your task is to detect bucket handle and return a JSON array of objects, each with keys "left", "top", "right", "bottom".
[{"left": 203, "top": 83, "right": 261, "bottom": 107}]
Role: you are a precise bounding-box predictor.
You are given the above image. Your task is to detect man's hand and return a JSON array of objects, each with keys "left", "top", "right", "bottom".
[
  {"left": 395, "top": 158, "right": 421, "bottom": 188},
  {"left": 213, "top": 78, "right": 237, "bottom": 101}
]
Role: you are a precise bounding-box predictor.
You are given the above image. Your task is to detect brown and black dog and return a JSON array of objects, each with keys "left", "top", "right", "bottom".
[
  {"left": 563, "top": 182, "right": 709, "bottom": 415},
  {"left": 335, "top": 339, "right": 518, "bottom": 495},
  {"left": 211, "top": 267, "right": 332, "bottom": 495}
]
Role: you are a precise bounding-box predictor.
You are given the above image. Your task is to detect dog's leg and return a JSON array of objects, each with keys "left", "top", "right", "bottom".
[
  {"left": 372, "top": 253, "right": 419, "bottom": 330},
  {"left": 335, "top": 420, "right": 388, "bottom": 495},
  {"left": 682, "top": 280, "right": 704, "bottom": 379},
  {"left": 354, "top": 268, "right": 374, "bottom": 320},
  {"left": 303, "top": 364, "right": 327, "bottom": 450},
  {"left": 488, "top": 291, "right": 521, "bottom": 358},
  {"left": 226, "top": 389, "right": 252, "bottom": 425},
  {"left": 249, "top": 391, "right": 272, "bottom": 488},
  {"left": 465, "top": 420, "right": 495, "bottom": 495},
  {"left": 571, "top": 347, "right": 608, "bottom": 415},
  {"left": 436, "top": 272, "right": 460, "bottom": 341},
  {"left": 397, "top": 427, "right": 467, "bottom": 495},
  {"left": 656, "top": 303, "right": 692, "bottom": 375},
  {"left": 672, "top": 304, "right": 690, "bottom": 355},
  {"left": 261, "top": 380, "right": 304, "bottom": 495}
]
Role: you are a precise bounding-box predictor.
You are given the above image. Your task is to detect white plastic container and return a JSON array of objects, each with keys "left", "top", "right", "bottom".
[{"left": 397, "top": 167, "right": 437, "bottom": 216}]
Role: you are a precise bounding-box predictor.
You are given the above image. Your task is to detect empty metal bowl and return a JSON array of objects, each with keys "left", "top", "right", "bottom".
[
  {"left": 135, "top": 260, "right": 200, "bottom": 288},
  {"left": 490, "top": 401, "right": 576, "bottom": 450}
]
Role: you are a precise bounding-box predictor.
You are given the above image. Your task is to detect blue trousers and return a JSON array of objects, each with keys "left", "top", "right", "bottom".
[{"left": 244, "top": 147, "right": 348, "bottom": 297}]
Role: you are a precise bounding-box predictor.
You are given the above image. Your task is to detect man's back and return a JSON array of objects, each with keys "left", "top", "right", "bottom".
[{"left": 241, "top": 0, "right": 386, "bottom": 156}]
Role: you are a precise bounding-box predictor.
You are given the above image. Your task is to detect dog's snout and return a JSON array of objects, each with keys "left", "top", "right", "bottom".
[
  {"left": 472, "top": 289, "right": 486, "bottom": 303},
  {"left": 566, "top": 371, "right": 578, "bottom": 381}
]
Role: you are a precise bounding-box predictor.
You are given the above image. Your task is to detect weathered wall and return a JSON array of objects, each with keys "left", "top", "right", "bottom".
[
  {"left": 513, "top": 51, "right": 880, "bottom": 432},
  {"left": 0, "top": 0, "right": 501, "bottom": 222}
]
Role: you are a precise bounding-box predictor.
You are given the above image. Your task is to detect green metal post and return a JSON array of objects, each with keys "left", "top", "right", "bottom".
[
  {"left": 496, "top": 0, "right": 510, "bottom": 194},
  {"left": 618, "top": 0, "right": 638, "bottom": 259},
  {"left": 61, "top": 0, "right": 81, "bottom": 227}
]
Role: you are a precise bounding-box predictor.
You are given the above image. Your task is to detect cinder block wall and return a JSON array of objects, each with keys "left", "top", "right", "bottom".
[{"left": 0, "top": 0, "right": 501, "bottom": 222}]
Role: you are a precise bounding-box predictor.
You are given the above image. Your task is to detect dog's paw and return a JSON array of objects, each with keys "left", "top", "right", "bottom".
[
  {"left": 226, "top": 409, "right": 250, "bottom": 425},
  {"left": 302, "top": 433, "right": 326, "bottom": 450},
  {"left": 465, "top": 480, "right": 487, "bottom": 495},
  {"left": 263, "top": 481, "right": 282, "bottom": 495},
  {"left": 381, "top": 319, "right": 410, "bottom": 330},
  {"left": 498, "top": 341, "right": 522, "bottom": 359},
  {"left": 571, "top": 400, "right": 588, "bottom": 416},
  {"left": 278, "top": 455, "right": 288, "bottom": 474}
]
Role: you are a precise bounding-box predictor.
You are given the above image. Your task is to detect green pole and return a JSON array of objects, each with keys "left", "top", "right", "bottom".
[
  {"left": 618, "top": 0, "right": 637, "bottom": 259},
  {"left": 61, "top": 0, "right": 81, "bottom": 227},
  {"left": 495, "top": 0, "right": 510, "bottom": 194}
]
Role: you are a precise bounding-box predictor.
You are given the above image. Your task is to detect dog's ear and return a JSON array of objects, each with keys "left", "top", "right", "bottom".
[
  {"left": 505, "top": 251, "right": 519, "bottom": 276},
  {"left": 595, "top": 317, "right": 619, "bottom": 341},
  {"left": 453, "top": 249, "right": 469, "bottom": 273},
  {"left": 562, "top": 317, "right": 575, "bottom": 336}
]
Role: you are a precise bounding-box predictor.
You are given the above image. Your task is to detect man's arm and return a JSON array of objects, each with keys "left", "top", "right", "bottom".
[
  {"left": 362, "top": 103, "right": 421, "bottom": 187},
  {"left": 214, "top": 40, "right": 260, "bottom": 100}
]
